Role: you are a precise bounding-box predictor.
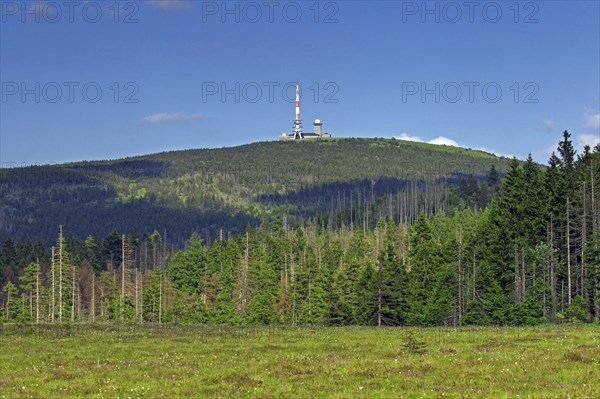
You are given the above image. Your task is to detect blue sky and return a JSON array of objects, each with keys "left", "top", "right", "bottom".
[{"left": 1, "top": 0, "right": 599, "bottom": 166}]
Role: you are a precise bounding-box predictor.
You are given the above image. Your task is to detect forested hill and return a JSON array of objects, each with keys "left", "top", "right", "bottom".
[
  {"left": 0, "top": 132, "right": 598, "bottom": 327},
  {"left": 0, "top": 138, "right": 510, "bottom": 244}
]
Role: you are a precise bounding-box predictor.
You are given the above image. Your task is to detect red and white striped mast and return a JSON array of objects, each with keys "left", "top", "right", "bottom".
[{"left": 293, "top": 80, "right": 303, "bottom": 139}]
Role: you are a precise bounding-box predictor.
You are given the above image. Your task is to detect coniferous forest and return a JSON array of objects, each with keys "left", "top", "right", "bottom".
[{"left": 1, "top": 132, "right": 599, "bottom": 326}]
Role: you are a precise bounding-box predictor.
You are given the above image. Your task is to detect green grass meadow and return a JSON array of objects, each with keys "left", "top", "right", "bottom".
[{"left": 1, "top": 325, "right": 599, "bottom": 398}]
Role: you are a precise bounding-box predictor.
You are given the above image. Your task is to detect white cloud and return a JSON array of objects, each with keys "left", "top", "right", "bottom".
[
  {"left": 544, "top": 120, "right": 555, "bottom": 132},
  {"left": 394, "top": 133, "right": 511, "bottom": 157},
  {"left": 395, "top": 133, "right": 423, "bottom": 142},
  {"left": 143, "top": 112, "right": 209, "bottom": 123},
  {"left": 474, "top": 147, "right": 514, "bottom": 159},
  {"left": 584, "top": 108, "right": 600, "bottom": 130},
  {"left": 394, "top": 133, "right": 458, "bottom": 147},
  {"left": 146, "top": 0, "right": 192, "bottom": 11},
  {"left": 536, "top": 143, "right": 557, "bottom": 159},
  {"left": 576, "top": 133, "right": 600, "bottom": 150},
  {"left": 429, "top": 136, "right": 459, "bottom": 147}
]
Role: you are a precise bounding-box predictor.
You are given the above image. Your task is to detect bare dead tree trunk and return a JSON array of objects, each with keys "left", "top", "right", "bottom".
[
  {"left": 591, "top": 162, "right": 599, "bottom": 320},
  {"left": 36, "top": 259, "right": 40, "bottom": 324},
  {"left": 350, "top": 190, "right": 354, "bottom": 231},
  {"left": 561, "top": 281, "right": 564, "bottom": 312},
  {"left": 59, "top": 226, "right": 63, "bottom": 323},
  {"left": 29, "top": 285, "right": 33, "bottom": 320},
  {"left": 71, "top": 267, "right": 75, "bottom": 323},
  {"left": 5, "top": 288, "right": 10, "bottom": 320},
  {"left": 457, "top": 228, "right": 463, "bottom": 324},
  {"left": 514, "top": 242, "right": 519, "bottom": 302},
  {"left": 158, "top": 273, "right": 162, "bottom": 324},
  {"left": 581, "top": 183, "right": 586, "bottom": 297},
  {"left": 91, "top": 272, "right": 96, "bottom": 323},
  {"left": 100, "top": 285, "right": 104, "bottom": 320},
  {"left": 237, "top": 231, "right": 250, "bottom": 320},
  {"left": 550, "top": 218, "right": 557, "bottom": 318},
  {"left": 543, "top": 236, "right": 547, "bottom": 318},
  {"left": 121, "top": 234, "right": 126, "bottom": 321},
  {"left": 377, "top": 287, "right": 382, "bottom": 327},
  {"left": 78, "top": 282, "right": 82, "bottom": 321},
  {"left": 472, "top": 249, "right": 476, "bottom": 301},
  {"left": 567, "top": 198, "right": 572, "bottom": 305},
  {"left": 135, "top": 268, "right": 139, "bottom": 321},
  {"left": 140, "top": 272, "right": 144, "bottom": 324},
  {"left": 521, "top": 247, "right": 526, "bottom": 300},
  {"left": 51, "top": 247, "right": 55, "bottom": 323}
]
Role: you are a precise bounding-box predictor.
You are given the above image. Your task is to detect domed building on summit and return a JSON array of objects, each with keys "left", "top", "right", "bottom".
[{"left": 279, "top": 119, "right": 331, "bottom": 141}]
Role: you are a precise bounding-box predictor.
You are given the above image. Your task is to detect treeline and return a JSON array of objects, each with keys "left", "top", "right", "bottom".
[
  {"left": 259, "top": 170, "right": 499, "bottom": 228},
  {"left": 0, "top": 138, "right": 508, "bottom": 244},
  {"left": 0, "top": 132, "right": 598, "bottom": 326},
  {"left": 0, "top": 177, "right": 256, "bottom": 246}
]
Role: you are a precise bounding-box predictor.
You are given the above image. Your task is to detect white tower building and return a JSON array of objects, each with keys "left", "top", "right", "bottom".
[{"left": 313, "top": 119, "right": 322, "bottom": 136}]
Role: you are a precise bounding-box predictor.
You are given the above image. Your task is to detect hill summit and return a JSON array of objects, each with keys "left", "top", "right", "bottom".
[{"left": 0, "top": 138, "right": 510, "bottom": 244}]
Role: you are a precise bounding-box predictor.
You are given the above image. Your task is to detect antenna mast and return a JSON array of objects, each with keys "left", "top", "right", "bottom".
[{"left": 293, "top": 80, "right": 303, "bottom": 139}]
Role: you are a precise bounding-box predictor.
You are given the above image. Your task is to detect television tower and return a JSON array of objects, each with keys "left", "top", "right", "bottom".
[{"left": 293, "top": 80, "right": 303, "bottom": 139}]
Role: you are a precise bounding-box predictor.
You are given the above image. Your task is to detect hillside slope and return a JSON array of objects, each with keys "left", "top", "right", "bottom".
[{"left": 0, "top": 138, "right": 511, "bottom": 244}]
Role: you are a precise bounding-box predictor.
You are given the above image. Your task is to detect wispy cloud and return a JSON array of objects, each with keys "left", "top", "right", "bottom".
[
  {"left": 576, "top": 133, "right": 600, "bottom": 150},
  {"left": 535, "top": 133, "right": 599, "bottom": 164},
  {"left": 473, "top": 146, "right": 514, "bottom": 159},
  {"left": 394, "top": 133, "right": 423, "bottom": 143},
  {"left": 584, "top": 107, "right": 600, "bottom": 130},
  {"left": 395, "top": 133, "right": 459, "bottom": 147},
  {"left": 429, "top": 136, "right": 460, "bottom": 147},
  {"left": 394, "top": 133, "right": 461, "bottom": 147},
  {"left": 535, "top": 142, "right": 557, "bottom": 160},
  {"left": 143, "top": 112, "right": 209, "bottom": 123},
  {"left": 544, "top": 120, "right": 555, "bottom": 132},
  {"left": 394, "top": 133, "right": 512, "bottom": 158},
  {"left": 146, "top": 0, "right": 193, "bottom": 11}
]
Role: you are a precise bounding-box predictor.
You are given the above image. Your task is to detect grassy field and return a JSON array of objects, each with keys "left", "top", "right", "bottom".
[{"left": 0, "top": 324, "right": 599, "bottom": 398}]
